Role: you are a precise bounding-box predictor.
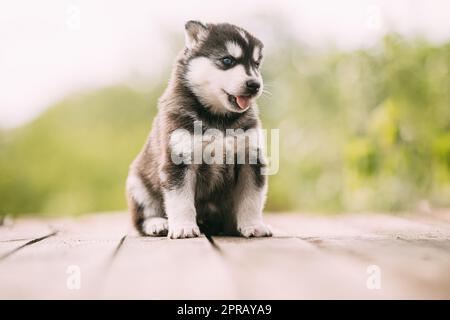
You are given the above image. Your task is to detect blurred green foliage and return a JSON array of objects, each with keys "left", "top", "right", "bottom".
[
  {"left": 1, "top": 34, "right": 449, "bottom": 216},
  {"left": 0, "top": 85, "right": 162, "bottom": 216}
]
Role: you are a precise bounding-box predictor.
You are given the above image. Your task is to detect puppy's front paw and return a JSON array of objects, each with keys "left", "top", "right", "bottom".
[
  {"left": 143, "top": 217, "right": 168, "bottom": 236},
  {"left": 238, "top": 223, "right": 272, "bottom": 238},
  {"left": 168, "top": 224, "right": 201, "bottom": 239}
]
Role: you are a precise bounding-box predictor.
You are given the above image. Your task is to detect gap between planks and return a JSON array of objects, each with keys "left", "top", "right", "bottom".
[{"left": 0, "top": 231, "right": 58, "bottom": 261}]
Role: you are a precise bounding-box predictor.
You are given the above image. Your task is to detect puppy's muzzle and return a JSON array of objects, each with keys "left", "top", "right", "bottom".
[{"left": 245, "top": 79, "right": 261, "bottom": 95}]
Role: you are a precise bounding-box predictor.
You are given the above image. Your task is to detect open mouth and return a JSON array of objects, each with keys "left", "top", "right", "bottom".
[{"left": 223, "top": 90, "right": 252, "bottom": 110}]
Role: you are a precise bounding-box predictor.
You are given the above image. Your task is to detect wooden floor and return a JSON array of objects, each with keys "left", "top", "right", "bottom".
[{"left": 0, "top": 211, "right": 449, "bottom": 299}]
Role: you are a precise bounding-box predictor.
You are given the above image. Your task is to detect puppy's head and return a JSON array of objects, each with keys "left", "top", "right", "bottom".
[{"left": 183, "top": 21, "right": 264, "bottom": 114}]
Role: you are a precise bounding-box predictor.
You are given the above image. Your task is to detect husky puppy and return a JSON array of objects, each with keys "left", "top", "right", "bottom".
[{"left": 126, "top": 21, "right": 272, "bottom": 239}]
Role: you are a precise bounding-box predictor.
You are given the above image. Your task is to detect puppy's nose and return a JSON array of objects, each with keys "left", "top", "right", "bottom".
[{"left": 246, "top": 79, "right": 261, "bottom": 94}]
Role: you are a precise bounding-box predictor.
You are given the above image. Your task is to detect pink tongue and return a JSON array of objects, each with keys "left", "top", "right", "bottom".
[{"left": 236, "top": 96, "right": 250, "bottom": 109}]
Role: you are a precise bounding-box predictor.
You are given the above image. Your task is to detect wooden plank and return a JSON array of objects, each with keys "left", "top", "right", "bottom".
[
  {"left": 0, "top": 232, "right": 57, "bottom": 261},
  {"left": 403, "top": 210, "right": 450, "bottom": 230},
  {"left": 100, "top": 235, "right": 236, "bottom": 299},
  {"left": 210, "top": 213, "right": 450, "bottom": 299},
  {"left": 0, "top": 212, "right": 449, "bottom": 299},
  {"left": 0, "top": 217, "right": 55, "bottom": 258},
  {"left": 336, "top": 213, "right": 450, "bottom": 240},
  {"left": 0, "top": 236, "right": 122, "bottom": 299},
  {"left": 0, "top": 213, "right": 128, "bottom": 299},
  {"left": 211, "top": 236, "right": 393, "bottom": 299},
  {"left": 310, "top": 237, "right": 450, "bottom": 299},
  {"left": 264, "top": 212, "right": 450, "bottom": 240},
  {"left": 0, "top": 218, "right": 54, "bottom": 242},
  {"left": 287, "top": 213, "right": 450, "bottom": 299},
  {"left": 264, "top": 213, "right": 365, "bottom": 238},
  {"left": 0, "top": 240, "right": 30, "bottom": 258}
]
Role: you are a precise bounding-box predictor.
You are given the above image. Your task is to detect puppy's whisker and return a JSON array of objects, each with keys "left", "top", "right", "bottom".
[{"left": 260, "top": 92, "right": 273, "bottom": 100}]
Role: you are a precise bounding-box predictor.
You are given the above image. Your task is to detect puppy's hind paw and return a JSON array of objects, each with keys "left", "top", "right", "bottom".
[
  {"left": 238, "top": 223, "right": 273, "bottom": 238},
  {"left": 168, "top": 224, "right": 201, "bottom": 239},
  {"left": 142, "top": 217, "right": 168, "bottom": 236}
]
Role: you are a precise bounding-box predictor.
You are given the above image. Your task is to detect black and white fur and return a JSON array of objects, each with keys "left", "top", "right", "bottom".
[{"left": 126, "top": 21, "right": 272, "bottom": 239}]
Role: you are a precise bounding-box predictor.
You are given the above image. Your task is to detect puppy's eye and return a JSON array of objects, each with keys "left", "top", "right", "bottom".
[
  {"left": 222, "top": 56, "right": 235, "bottom": 67},
  {"left": 255, "top": 61, "right": 261, "bottom": 68}
]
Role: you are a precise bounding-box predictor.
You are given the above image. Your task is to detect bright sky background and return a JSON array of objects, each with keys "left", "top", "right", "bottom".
[{"left": 1, "top": 0, "right": 450, "bottom": 128}]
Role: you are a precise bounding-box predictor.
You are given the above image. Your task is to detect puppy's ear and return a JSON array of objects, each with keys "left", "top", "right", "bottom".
[{"left": 184, "top": 20, "right": 208, "bottom": 50}]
